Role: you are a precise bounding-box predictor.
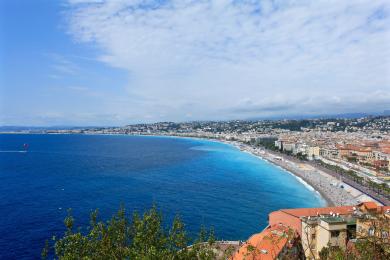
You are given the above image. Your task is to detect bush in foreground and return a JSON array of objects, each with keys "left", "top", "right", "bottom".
[{"left": 42, "top": 205, "right": 221, "bottom": 259}]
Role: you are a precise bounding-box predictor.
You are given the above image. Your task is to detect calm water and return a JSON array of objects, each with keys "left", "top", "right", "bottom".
[{"left": 0, "top": 134, "right": 325, "bottom": 259}]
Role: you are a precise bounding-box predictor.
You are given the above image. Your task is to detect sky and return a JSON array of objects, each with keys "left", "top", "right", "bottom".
[{"left": 1, "top": 0, "right": 390, "bottom": 126}]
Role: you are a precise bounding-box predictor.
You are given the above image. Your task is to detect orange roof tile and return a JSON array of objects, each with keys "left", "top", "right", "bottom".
[
  {"left": 237, "top": 203, "right": 390, "bottom": 259},
  {"left": 233, "top": 224, "right": 294, "bottom": 260},
  {"left": 358, "top": 201, "right": 379, "bottom": 210},
  {"left": 382, "top": 206, "right": 390, "bottom": 213},
  {"left": 380, "top": 148, "right": 390, "bottom": 154},
  {"left": 278, "top": 206, "right": 354, "bottom": 218},
  {"left": 336, "top": 144, "right": 372, "bottom": 152}
]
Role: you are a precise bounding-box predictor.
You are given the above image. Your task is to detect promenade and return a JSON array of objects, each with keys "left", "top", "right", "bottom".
[
  {"left": 228, "top": 141, "right": 389, "bottom": 206},
  {"left": 267, "top": 149, "right": 390, "bottom": 206}
]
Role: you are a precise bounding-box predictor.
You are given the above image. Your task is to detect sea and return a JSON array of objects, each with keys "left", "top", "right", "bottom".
[{"left": 0, "top": 134, "right": 326, "bottom": 259}]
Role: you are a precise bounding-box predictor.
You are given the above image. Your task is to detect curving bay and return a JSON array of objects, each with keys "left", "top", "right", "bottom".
[{"left": 0, "top": 134, "right": 325, "bottom": 259}]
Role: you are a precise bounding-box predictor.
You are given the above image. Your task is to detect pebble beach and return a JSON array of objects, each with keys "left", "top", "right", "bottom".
[{"left": 227, "top": 141, "right": 381, "bottom": 207}]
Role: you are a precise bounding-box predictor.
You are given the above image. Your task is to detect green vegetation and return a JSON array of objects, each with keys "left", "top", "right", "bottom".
[
  {"left": 42, "top": 205, "right": 229, "bottom": 260},
  {"left": 315, "top": 160, "right": 364, "bottom": 183},
  {"left": 252, "top": 137, "right": 279, "bottom": 151},
  {"left": 318, "top": 213, "right": 390, "bottom": 260},
  {"left": 251, "top": 138, "right": 390, "bottom": 200},
  {"left": 272, "top": 119, "right": 313, "bottom": 131},
  {"left": 315, "top": 160, "right": 390, "bottom": 199},
  {"left": 296, "top": 152, "right": 308, "bottom": 161}
]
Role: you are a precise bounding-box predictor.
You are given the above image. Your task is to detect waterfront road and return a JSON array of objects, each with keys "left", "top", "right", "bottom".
[{"left": 265, "top": 149, "right": 390, "bottom": 206}]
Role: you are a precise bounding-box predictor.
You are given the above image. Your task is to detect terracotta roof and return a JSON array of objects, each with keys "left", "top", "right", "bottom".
[
  {"left": 236, "top": 203, "right": 390, "bottom": 259},
  {"left": 382, "top": 206, "right": 390, "bottom": 213},
  {"left": 336, "top": 144, "right": 372, "bottom": 152},
  {"left": 233, "top": 224, "right": 293, "bottom": 260},
  {"left": 358, "top": 201, "right": 379, "bottom": 210},
  {"left": 278, "top": 206, "right": 354, "bottom": 218},
  {"left": 380, "top": 148, "right": 390, "bottom": 155}
]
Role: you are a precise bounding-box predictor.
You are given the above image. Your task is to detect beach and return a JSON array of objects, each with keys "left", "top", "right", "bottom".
[
  {"left": 224, "top": 140, "right": 381, "bottom": 207},
  {"left": 142, "top": 133, "right": 382, "bottom": 206},
  {"left": 126, "top": 133, "right": 383, "bottom": 207}
]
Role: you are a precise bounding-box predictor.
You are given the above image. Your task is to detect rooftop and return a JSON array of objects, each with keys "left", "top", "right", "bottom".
[
  {"left": 277, "top": 206, "right": 354, "bottom": 218},
  {"left": 233, "top": 224, "right": 294, "bottom": 260},
  {"left": 320, "top": 216, "right": 346, "bottom": 224}
]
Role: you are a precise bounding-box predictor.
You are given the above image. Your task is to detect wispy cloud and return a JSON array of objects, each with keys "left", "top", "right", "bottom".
[
  {"left": 67, "top": 85, "right": 89, "bottom": 91},
  {"left": 64, "top": 0, "right": 390, "bottom": 121},
  {"left": 230, "top": 90, "right": 390, "bottom": 117},
  {"left": 47, "top": 53, "right": 80, "bottom": 75}
]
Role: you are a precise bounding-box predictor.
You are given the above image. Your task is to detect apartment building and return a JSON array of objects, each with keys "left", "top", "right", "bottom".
[
  {"left": 234, "top": 202, "right": 390, "bottom": 260},
  {"left": 319, "top": 146, "right": 339, "bottom": 159}
]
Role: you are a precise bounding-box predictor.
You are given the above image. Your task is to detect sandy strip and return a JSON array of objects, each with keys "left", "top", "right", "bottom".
[
  {"left": 136, "top": 134, "right": 381, "bottom": 206},
  {"left": 224, "top": 141, "right": 381, "bottom": 206}
]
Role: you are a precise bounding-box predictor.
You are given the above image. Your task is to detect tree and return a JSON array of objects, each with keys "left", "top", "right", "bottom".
[
  {"left": 43, "top": 205, "right": 217, "bottom": 259},
  {"left": 318, "top": 212, "right": 390, "bottom": 260},
  {"left": 353, "top": 213, "right": 390, "bottom": 260},
  {"left": 319, "top": 246, "right": 347, "bottom": 260}
]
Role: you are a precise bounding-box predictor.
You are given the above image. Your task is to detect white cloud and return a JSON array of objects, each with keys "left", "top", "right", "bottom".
[{"left": 65, "top": 0, "right": 390, "bottom": 121}]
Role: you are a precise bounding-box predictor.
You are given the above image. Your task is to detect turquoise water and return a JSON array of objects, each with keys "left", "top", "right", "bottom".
[{"left": 0, "top": 134, "right": 325, "bottom": 259}]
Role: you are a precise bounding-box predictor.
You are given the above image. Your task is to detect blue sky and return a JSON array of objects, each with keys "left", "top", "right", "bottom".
[{"left": 1, "top": 0, "right": 389, "bottom": 126}]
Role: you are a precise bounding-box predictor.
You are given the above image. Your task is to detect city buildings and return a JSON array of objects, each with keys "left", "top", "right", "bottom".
[
  {"left": 233, "top": 202, "right": 390, "bottom": 259},
  {"left": 7, "top": 115, "right": 389, "bottom": 203}
]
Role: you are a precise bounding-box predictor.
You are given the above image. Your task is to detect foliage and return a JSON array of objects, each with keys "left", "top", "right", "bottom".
[
  {"left": 315, "top": 160, "right": 390, "bottom": 199},
  {"left": 254, "top": 137, "right": 278, "bottom": 151},
  {"left": 272, "top": 120, "right": 313, "bottom": 131},
  {"left": 43, "top": 205, "right": 217, "bottom": 260},
  {"left": 319, "top": 246, "right": 349, "bottom": 260},
  {"left": 296, "top": 152, "right": 308, "bottom": 161},
  {"left": 318, "top": 212, "right": 390, "bottom": 260}
]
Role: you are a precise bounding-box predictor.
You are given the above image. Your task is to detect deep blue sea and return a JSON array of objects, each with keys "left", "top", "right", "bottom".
[{"left": 0, "top": 134, "right": 325, "bottom": 259}]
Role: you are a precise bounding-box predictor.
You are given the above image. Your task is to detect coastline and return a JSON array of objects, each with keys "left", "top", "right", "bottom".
[
  {"left": 219, "top": 139, "right": 382, "bottom": 207},
  {"left": 244, "top": 147, "right": 334, "bottom": 206},
  {"left": 1, "top": 132, "right": 381, "bottom": 206},
  {"left": 157, "top": 134, "right": 380, "bottom": 207},
  {"left": 139, "top": 134, "right": 333, "bottom": 206},
  {"left": 146, "top": 134, "right": 336, "bottom": 206}
]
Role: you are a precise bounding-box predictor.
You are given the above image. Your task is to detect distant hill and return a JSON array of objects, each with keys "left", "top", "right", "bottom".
[
  {"left": 247, "top": 111, "right": 388, "bottom": 121},
  {"left": 2, "top": 110, "right": 389, "bottom": 131},
  {"left": 0, "top": 126, "right": 104, "bottom": 132}
]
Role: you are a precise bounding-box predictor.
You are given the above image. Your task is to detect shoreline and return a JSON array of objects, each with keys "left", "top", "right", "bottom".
[
  {"left": 150, "top": 134, "right": 340, "bottom": 206},
  {"left": 233, "top": 143, "right": 334, "bottom": 206},
  {"left": 222, "top": 141, "right": 334, "bottom": 206},
  {"left": 157, "top": 134, "right": 380, "bottom": 207},
  {"left": 219, "top": 139, "right": 381, "bottom": 207},
  {"left": 1, "top": 132, "right": 381, "bottom": 206},
  {"left": 223, "top": 143, "right": 331, "bottom": 205},
  {"left": 263, "top": 158, "right": 334, "bottom": 206}
]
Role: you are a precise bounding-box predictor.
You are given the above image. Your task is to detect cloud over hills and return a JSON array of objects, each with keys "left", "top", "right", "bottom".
[{"left": 65, "top": 0, "right": 390, "bottom": 122}]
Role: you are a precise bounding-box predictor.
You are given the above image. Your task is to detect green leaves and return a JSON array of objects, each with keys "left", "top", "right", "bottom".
[
  {"left": 45, "top": 205, "right": 217, "bottom": 260},
  {"left": 130, "top": 205, "right": 167, "bottom": 259}
]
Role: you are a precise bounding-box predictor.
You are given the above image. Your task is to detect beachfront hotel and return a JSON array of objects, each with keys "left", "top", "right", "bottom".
[{"left": 233, "top": 202, "right": 390, "bottom": 259}]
